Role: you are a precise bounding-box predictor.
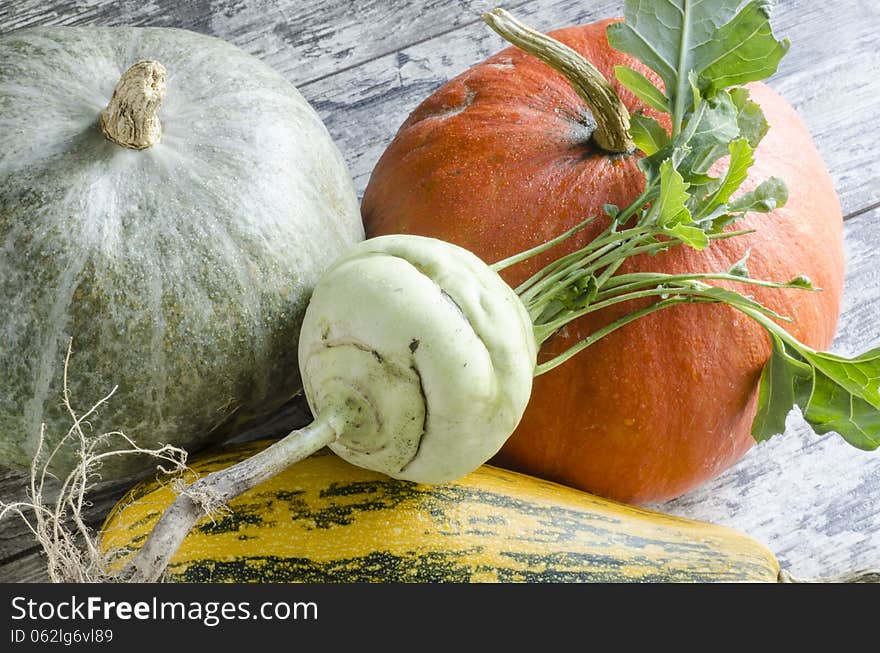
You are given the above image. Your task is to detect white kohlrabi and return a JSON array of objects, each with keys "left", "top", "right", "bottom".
[
  {"left": 299, "top": 235, "right": 536, "bottom": 483},
  {"left": 124, "top": 234, "right": 538, "bottom": 581}
]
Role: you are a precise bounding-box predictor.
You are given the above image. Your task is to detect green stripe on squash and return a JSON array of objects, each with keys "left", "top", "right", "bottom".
[{"left": 100, "top": 440, "right": 780, "bottom": 583}]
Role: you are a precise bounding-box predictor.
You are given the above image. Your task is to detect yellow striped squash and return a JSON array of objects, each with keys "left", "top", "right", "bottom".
[{"left": 100, "top": 440, "right": 780, "bottom": 583}]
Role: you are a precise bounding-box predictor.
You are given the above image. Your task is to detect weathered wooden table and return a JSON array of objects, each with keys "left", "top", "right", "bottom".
[{"left": 1, "top": 0, "right": 878, "bottom": 582}]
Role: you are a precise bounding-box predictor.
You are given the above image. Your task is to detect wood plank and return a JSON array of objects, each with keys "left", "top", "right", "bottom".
[
  {"left": 3, "top": 205, "right": 877, "bottom": 582},
  {"left": 298, "top": 0, "right": 632, "bottom": 199},
  {"left": 768, "top": 1, "right": 880, "bottom": 218},
  {"left": 0, "top": 0, "right": 508, "bottom": 87},
  {"left": 0, "top": 552, "right": 50, "bottom": 583}
]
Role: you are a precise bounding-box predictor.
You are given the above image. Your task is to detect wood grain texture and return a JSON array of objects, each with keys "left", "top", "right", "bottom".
[
  {"left": 1, "top": 0, "right": 878, "bottom": 582},
  {"left": 0, "top": 0, "right": 507, "bottom": 86},
  {"left": 0, "top": 553, "right": 50, "bottom": 583}
]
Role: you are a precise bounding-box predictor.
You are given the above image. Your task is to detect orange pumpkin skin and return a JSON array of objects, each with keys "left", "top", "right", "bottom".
[{"left": 361, "top": 20, "right": 844, "bottom": 504}]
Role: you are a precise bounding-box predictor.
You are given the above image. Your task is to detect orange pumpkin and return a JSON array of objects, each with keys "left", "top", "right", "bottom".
[{"left": 361, "top": 19, "right": 844, "bottom": 504}]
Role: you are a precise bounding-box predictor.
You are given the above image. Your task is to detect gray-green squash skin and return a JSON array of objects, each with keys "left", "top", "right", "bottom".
[{"left": 0, "top": 27, "right": 364, "bottom": 479}]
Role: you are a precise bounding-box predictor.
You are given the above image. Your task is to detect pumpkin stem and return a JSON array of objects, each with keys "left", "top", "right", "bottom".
[
  {"left": 100, "top": 60, "right": 166, "bottom": 150},
  {"left": 483, "top": 8, "right": 634, "bottom": 154}
]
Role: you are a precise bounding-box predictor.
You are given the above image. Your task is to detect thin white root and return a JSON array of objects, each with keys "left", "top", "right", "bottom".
[
  {"left": 122, "top": 410, "right": 340, "bottom": 583},
  {"left": 0, "top": 339, "right": 189, "bottom": 583}
]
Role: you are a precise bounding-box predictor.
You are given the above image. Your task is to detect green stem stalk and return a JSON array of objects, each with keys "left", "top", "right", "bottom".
[
  {"left": 534, "top": 297, "right": 689, "bottom": 375},
  {"left": 520, "top": 225, "right": 654, "bottom": 304},
  {"left": 491, "top": 218, "right": 595, "bottom": 272},
  {"left": 533, "top": 280, "right": 799, "bottom": 372}
]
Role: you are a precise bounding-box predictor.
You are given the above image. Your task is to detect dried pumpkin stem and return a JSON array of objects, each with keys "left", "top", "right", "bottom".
[
  {"left": 100, "top": 60, "right": 167, "bottom": 150},
  {"left": 482, "top": 8, "right": 634, "bottom": 154}
]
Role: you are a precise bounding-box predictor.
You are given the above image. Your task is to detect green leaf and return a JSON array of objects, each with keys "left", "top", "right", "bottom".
[
  {"left": 730, "top": 87, "right": 769, "bottom": 147},
  {"left": 603, "top": 2, "right": 791, "bottom": 263},
  {"left": 638, "top": 140, "right": 688, "bottom": 184},
  {"left": 801, "top": 370, "right": 880, "bottom": 451},
  {"left": 803, "top": 349, "right": 880, "bottom": 413},
  {"left": 751, "top": 333, "right": 813, "bottom": 441},
  {"left": 677, "top": 90, "right": 740, "bottom": 176},
  {"left": 607, "top": 0, "right": 786, "bottom": 127},
  {"left": 607, "top": 0, "right": 740, "bottom": 121},
  {"left": 615, "top": 65, "right": 670, "bottom": 113},
  {"left": 695, "top": 137, "right": 754, "bottom": 217},
  {"left": 687, "top": 70, "right": 702, "bottom": 111},
  {"left": 714, "top": 138, "right": 754, "bottom": 204},
  {"left": 694, "top": 204, "right": 731, "bottom": 231},
  {"left": 728, "top": 176, "right": 788, "bottom": 213},
  {"left": 751, "top": 333, "right": 880, "bottom": 449},
  {"left": 603, "top": 203, "right": 620, "bottom": 219},
  {"left": 650, "top": 160, "right": 722, "bottom": 250},
  {"left": 629, "top": 114, "right": 669, "bottom": 155},
  {"left": 786, "top": 275, "right": 813, "bottom": 289},
  {"left": 655, "top": 159, "right": 691, "bottom": 227},
  {"left": 554, "top": 274, "right": 601, "bottom": 313},
  {"left": 697, "top": 1, "right": 790, "bottom": 97},
  {"left": 727, "top": 249, "right": 751, "bottom": 278},
  {"left": 794, "top": 347, "right": 880, "bottom": 450},
  {"left": 663, "top": 224, "right": 709, "bottom": 249}
]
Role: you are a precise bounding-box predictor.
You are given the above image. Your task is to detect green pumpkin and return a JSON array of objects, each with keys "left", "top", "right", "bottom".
[{"left": 0, "top": 27, "right": 364, "bottom": 479}]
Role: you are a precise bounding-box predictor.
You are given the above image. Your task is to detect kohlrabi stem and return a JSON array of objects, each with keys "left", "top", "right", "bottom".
[
  {"left": 100, "top": 60, "right": 166, "bottom": 150},
  {"left": 598, "top": 271, "right": 820, "bottom": 294},
  {"left": 532, "top": 277, "right": 803, "bottom": 373},
  {"left": 512, "top": 184, "right": 656, "bottom": 299},
  {"left": 482, "top": 8, "right": 634, "bottom": 153},
  {"left": 491, "top": 218, "right": 595, "bottom": 272},
  {"left": 523, "top": 226, "right": 670, "bottom": 322},
  {"left": 534, "top": 285, "right": 708, "bottom": 346},
  {"left": 520, "top": 238, "right": 626, "bottom": 309},
  {"left": 122, "top": 409, "right": 342, "bottom": 582},
  {"left": 618, "top": 186, "right": 655, "bottom": 223},
  {"left": 579, "top": 229, "right": 756, "bottom": 282},
  {"left": 534, "top": 296, "right": 690, "bottom": 374},
  {"left": 732, "top": 302, "right": 818, "bottom": 355},
  {"left": 518, "top": 224, "right": 654, "bottom": 302},
  {"left": 519, "top": 219, "right": 759, "bottom": 328}
]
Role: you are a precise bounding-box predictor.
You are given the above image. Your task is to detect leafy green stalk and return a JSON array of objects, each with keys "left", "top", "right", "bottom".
[{"left": 486, "top": 2, "right": 880, "bottom": 450}]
